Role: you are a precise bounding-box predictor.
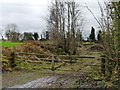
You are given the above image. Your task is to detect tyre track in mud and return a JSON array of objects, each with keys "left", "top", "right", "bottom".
[
  {"left": 7, "top": 72, "right": 88, "bottom": 88},
  {"left": 9, "top": 75, "right": 60, "bottom": 88}
]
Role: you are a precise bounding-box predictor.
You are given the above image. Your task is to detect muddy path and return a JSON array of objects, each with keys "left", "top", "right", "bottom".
[
  {"left": 7, "top": 72, "right": 103, "bottom": 88},
  {"left": 4, "top": 72, "right": 102, "bottom": 89},
  {"left": 8, "top": 73, "right": 81, "bottom": 88},
  {"left": 10, "top": 75, "right": 60, "bottom": 88}
]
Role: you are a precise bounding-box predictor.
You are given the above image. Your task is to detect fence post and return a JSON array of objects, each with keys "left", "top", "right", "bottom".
[
  {"left": 70, "top": 55, "right": 73, "bottom": 65},
  {"left": 51, "top": 54, "right": 55, "bottom": 71},
  {"left": 101, "top": 55, "right": 106, "bottom": 76},
  {"left": 10, "top": 51, "right": 16, "bottom": 68}
]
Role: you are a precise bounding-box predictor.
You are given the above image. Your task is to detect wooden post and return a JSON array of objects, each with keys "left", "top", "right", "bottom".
[
  {"left": 51, "top": 54, "right": 55, "bottom": 71},
  {"left": 101, "top": 57, "right": 105, "bottom": 75},
  {"left": 70, "top": 55, "right": 72, "bottom": 65},
  {"left": 10, "top": 51, "right": 16, "bottom": 68},
  {"left": 75, "top": 58, "right": 77, "bottom": 63}
]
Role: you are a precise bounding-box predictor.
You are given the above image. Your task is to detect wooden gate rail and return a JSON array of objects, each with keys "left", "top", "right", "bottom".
[
  {"left": 15, "top": 52, "right": 97, "bottom": 58},
  {"left": 6, "top": 52, "right": 100, "bottom": 71}
]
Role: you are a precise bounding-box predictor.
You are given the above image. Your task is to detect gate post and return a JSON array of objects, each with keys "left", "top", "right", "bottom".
[
  {"left": 51, "top": 54, "right": 55, "bottom": 71},
  {"left": 101, "top": 55, "right": 106, "bottom": 76},
  {"left": 10, "top": 51, "right": 16, "bottom": 68}
]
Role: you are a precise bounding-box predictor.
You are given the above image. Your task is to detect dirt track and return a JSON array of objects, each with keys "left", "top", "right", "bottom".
[
  {"left": 10, "top": 75, "right": 59, "bottom": 88},
  {"left": 9, "top": 73, "right": 80, "bottom": 88},
  {"left": 8, "top": 72, "right": 103, "bottom": 88}
]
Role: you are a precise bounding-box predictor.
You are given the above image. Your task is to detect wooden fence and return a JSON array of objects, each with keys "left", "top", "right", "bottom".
[{"left": 4, "top": 52, "right": 98, "bottom": 71}]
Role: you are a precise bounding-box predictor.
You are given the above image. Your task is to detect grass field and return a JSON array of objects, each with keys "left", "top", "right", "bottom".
[{"left": 0, "top": 41, "right": 23, "bottom": 48}]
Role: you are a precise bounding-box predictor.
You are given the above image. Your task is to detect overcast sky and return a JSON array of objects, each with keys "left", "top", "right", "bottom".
[{"left": 0, "top": 0, "right": 106, "bottom": 39}]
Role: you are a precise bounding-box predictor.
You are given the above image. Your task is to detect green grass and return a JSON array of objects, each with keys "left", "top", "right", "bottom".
[{"left": 0, "top": 41, "right": 23, "bottom": 48}]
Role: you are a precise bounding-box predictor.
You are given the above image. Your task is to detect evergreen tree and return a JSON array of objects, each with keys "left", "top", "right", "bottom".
[
  {"left": 89, "top": 27, "right": 96, "bottom": 42},
  {"left": 23, "top": 32, "right": 34, "bottom": 41},
  {"left": 45, "top": 31, "right": 49, "bottom": 40},
  {"left": 33, "top": 32, "right": 39, "bottom": 40},
  {"left": 97, "top": 30, "right": 102, "bottom": 42}
]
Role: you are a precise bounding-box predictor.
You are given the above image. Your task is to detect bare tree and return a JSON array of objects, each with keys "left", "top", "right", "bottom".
[
  {"left": 47, "top": 0, "right": 83, "bottom": 54},
  {"left": 69, "top": 1, "right": 83, "bottom": 54},
  {"left": 5, "top": 24, "right": 21, "bottom": 41}
]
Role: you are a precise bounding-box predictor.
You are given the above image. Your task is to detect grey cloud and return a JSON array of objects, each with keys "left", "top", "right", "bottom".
[
  {"left": 0, "top": 2, "right": 47, "bottom": 35},
  {"left": 0, "top": 0, "right": 104, "bottom": 39}
]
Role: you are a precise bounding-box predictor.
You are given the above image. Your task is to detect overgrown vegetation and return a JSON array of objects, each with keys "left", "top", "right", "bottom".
[{"left": 86, "top": 0, "right": 120, "bottom": 88}]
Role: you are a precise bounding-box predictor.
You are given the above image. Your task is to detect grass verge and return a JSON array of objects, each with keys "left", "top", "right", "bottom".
[{"left": 0, "top": 41, "right": 23, "bottom": 48}]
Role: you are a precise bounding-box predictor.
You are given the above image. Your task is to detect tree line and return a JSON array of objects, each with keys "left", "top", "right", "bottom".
[
  {"left": 3, "top": 23, "right": 101, "bottom": 43},
  {"left": 3, "top": 24, "right": 50, "bottom": 41}
]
